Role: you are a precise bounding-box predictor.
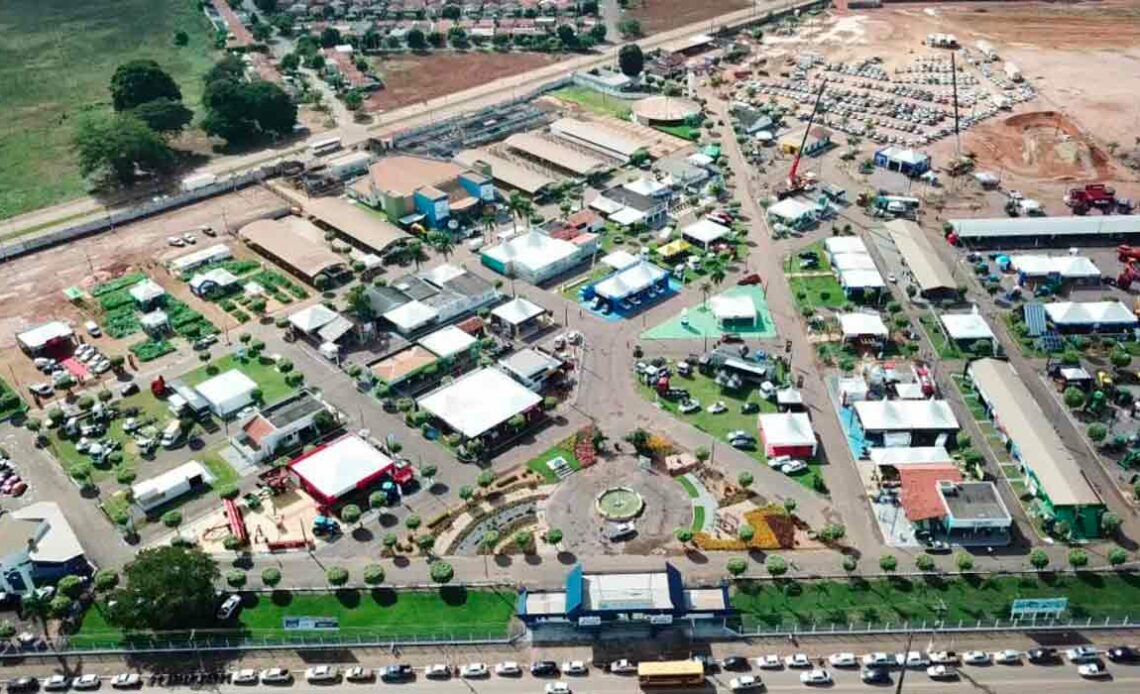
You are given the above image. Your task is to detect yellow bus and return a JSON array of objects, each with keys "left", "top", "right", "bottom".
[{"left": 637, "top": 660, "right": 705, "bottom": 688}]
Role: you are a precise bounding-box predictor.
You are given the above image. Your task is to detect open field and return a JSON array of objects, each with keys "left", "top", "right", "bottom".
[
  {"left": 0, "top": 0, "right": 218, "bottom": 220},
  {"left": 366, "top": 52, "right": 567, "bottom": 112},
  {"left": 550, "top": 86, "right": 634, "bottom": 119},
  {"left": 733, "top": 572, "right": 1140, "bottom": 628},
  {"left": 629, "top": 0, "right": 753, "bottom": 36},
  {"left": 71, "top": 587, "right": 517, "bottom": 646}
]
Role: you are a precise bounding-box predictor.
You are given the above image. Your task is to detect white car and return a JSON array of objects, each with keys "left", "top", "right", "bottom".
[
  {"left": 862, "top": 652, "right": 892, "bottom": 667},
  {"left": 167, "top": 236, "right": 185, "bottom": 247},
  {"left": 928, "top": 651, "right": 959, "bottom": 665},
  {"left": 108, "top": 675, "right": 139, "bottom": 690},
  {"left": 926, "top": 665, "right": 957, "bottom": 680},
  {"left": 800, "top": 669, "right": 832, "bottom": 685},
  {"left": 424, "top": 664, "right": 450, "bottom": 679},
  {"left": 609, "top": 659, "right": 637, "bottom": 674},
  {"left": 231, "top": 670, "right": 258, "bottom": 685},
  {"left": 343, "top": 667, "right": 372, "bottom": 682},
  {"left": 897, "top": 651, "right": 929, "bottom": 668},
  {"left": 182, "top": 233, "right": 197, "bottom": 244},
  {"left": 29, "top": 383, "right": 54, "bottom": 397},
  {"left": 217, "top": 594, "right": 242, "bottom": 620},
  {"left": 828, "top": 652, "right": 857, "bottom": 667},
  {"left": 544, "top": 683, "right": 571, "bottom": 694},
  {"left": 72, "top": 676, "right": 100, "bottom": 691},
  {"left": 756, "top": 654, "right": 783, "bottom": 669},
  {"left": 706, "top": 400, "right": 727, "bottom": 414},
  {"left": 993, "top": 650, "right": 1020, "bottom": 664},
  {"left": 44, "top": 676, "right": 69, "bottom": 691},
  {"left": 494, "top": 662, "right": 521, "bottom": 676},
  {"left": 962, "top": 651, "right": 991, "bottom": 665},
  {"left": 679, "top": 398, "right": 701, "bottom": 414},
  {"left": 785, "top": 653, "right": 812, "bottom": 668},
  {"left": 1066, "top": 646, "right": 1098, "bottom": 663},
  {"left": 730, "top": 675, "right": 763, "bottom": 691},
  {"left": 1078, "top": 663, "right": 1109, "bottom": 678},
  {"left": 460, "top": 663, "right": 488, "bottom": 678},
  {"left": 561, "top": 661, "right": 588, "bottom": 676},
  {"left": 259, "top": 669, "right": 292, "bottom": 684},
  {"left": 304, "top": 666, "right": 338, "bottom": 683}
]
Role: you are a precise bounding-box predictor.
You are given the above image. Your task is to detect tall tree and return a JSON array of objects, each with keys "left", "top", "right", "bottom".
[
  {"left": 104, "top": 546, "right": 220, "bottom": 631},
  {"left": 131, "top": 97, "right": 194, "bottom": 135},
  {"left": 406, "top": 28, "right": 427, "bottom": 50},
  {"left": 110, "top": 60, "right": 182, "bottom": 111},
  {"left": 73, "top": 112, "right": 174, "bottom": 183},
  {"left": 618, "top": 44, "right": 644, "bottom": 77},
  {"left": 202, "top": 57, "right": 297, "bottom": 144}
]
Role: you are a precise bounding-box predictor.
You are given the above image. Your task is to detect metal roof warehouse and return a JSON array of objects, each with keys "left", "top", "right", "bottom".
[{"left": 950, "top": 216, "right": 1140, "bottom": 244}]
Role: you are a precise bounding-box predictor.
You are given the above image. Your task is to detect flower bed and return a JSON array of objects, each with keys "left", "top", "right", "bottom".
[
  {"left": 574, "top": 425, "right": 598, "bottom": 468},
  {"left": 693, "top": 504, "right": 795, "bottom": 551}
]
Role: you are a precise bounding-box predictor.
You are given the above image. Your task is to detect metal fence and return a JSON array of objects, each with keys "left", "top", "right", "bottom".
[
  {"left": 730, "top": 614, "right": 1140, "bottom": 639},
  {"left": 0, "top": 167, "right": 275, "bottom": 264}
]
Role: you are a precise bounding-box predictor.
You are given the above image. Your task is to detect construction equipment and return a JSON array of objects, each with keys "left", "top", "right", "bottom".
[
  {"left": 1119, "top": 261, "right": 1140, "bottom": 290},
  {"left": 775, "top": 81, "right": 827, "bottom": 200},
  {"left": 1119, "top": 245, "right": 1140, "bottom": 263},
  {"left": 1065, "top": 184, "right": 1118, "bottom": 215}
]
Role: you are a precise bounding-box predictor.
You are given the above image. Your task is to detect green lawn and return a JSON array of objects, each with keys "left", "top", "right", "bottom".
[
  {"left": 199, "top": 445, "right": 239, "bottom": 488},
  {"left": 691, "top": 504, "right": 706, "bottom": 532},
  {"left": 733, "top": 573, "right": 1140, "bottom": 628},
  {"left": 655, "top": 124, "right": 700, "bottom": 141},
  {"left": 72, "top": 587, "right": 517, "bottom": 645},
  {"left": 184, "top": 354, "right": 295, "bottom": 406},
  {"left": 0, "top": 0, "right": 218, "bottom": 219},
  {"left": 0, "top": 377, "right": 27, "bottom": 422},
  {"left": 788, "top": 274, "right": 847, "bottom": 311},
  {"left": 636, "top": 368, "right": 825, "bottom": 492},
  {"left": 525, "top": 440, "right": 582, "bottom": 484},
  {"left": 783, "top": 241, "right": 832, "bottom": 273},
  {"left": 677, "top": 475, "right": 699, "bottom": 498},
  {"left": 550, "top": 86, "right": 633, "bottom": 119}
]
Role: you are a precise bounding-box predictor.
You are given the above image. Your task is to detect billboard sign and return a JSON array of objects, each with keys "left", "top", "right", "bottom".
[
  {"left": 282, "top": 616, "right": 340, "bottom": 631},
  {"left": 1010, "top": 598, "right": 1067, "bottom": 619}
]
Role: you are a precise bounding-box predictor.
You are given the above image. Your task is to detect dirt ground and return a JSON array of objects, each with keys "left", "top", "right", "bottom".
[
  {"left": 365, "top": 52, "right": 568, "bottom": 112},
  {"left": 629, "top": 0, "right": 753, "bottom": 35},
  {"left": 0, "top": 187, "right": 288, "bottom": 383}
]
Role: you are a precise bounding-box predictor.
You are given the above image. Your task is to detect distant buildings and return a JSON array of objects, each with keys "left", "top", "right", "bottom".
[{"left": 349, "top": 155, "right": 494, "bottom": 228}]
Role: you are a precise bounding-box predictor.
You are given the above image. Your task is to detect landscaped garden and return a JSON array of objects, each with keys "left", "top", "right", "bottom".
[
  {"left": 71, "top": 586, "right": 517, "bottom": 646},
  {"left": 175, "top": 259, "right": 309, "bottom": 324},
  {"left": 184, "top": 352, "right": 300, "bottom": 406},
  {"left": 0, "top": 376, "right": 27, "bottom": 422},
  {"left": 733, "top": 572, "right": 1140, "bottom": 628}
]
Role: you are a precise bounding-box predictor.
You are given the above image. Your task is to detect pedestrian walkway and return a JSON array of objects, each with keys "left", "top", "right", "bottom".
[{"left": 679, "top": 473, "right": 717, "bottom": 532}]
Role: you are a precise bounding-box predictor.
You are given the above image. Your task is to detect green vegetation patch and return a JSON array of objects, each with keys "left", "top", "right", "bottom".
[
  {"left": 184, "top": 354, "right": 295, "bottom": 405},
  {"left": 130, "top": 339, "right": 175, "bottom": 362},
  {"left": 525, "top": 439, "right": 583, "bottom": 484},
  {"left": 551, "top": 86, "right": 633, "bottom": 119}
]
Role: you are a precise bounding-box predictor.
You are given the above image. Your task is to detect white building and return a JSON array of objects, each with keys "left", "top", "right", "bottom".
[
  {"left": 1044, "top": 301, "right": 1138, "bottom": 333},
  {"left": 169, "top": 244, "right": 233, "bottom": 274},
  {"left": 939, "top": 309, "right": 997, "bottom": 349},
  {"left": 419, "top": 325, "right": 477, "bottom": 360},
  {"left": 418, "top": 367, "right": 542, "bottom": 440},
  {"left": 767, "top": 198, "right": 818, "bottom": 229},
  {"left": 681, "top": 218, "right": 732, "bottom": 249},
  {"left": 189, "top": 267, "right": 240, "bottom": 298},
  {"left": 838, "top": 312, "right": 889, "bottom": 342},
  {"left": 16, "top": 321, "right": 74, "bottom": 356},
  {"left": 490, "top": 296, "right": 549, "bottom": 337},
  {"left": 234, "top": 390, "right": 329, "bottom": 463},
  {"left": 499, "top": 348, "right": 563, "bottom": 391},
  {"left": 195, "top": 369, "right": 259, "bottom": 418},
  {"left": 853, "top": 400, "right": 959, "bottom": 448},
  {"left": 480, "top": 229, "right": 597, "bottom": 284},
  {"left": 132, "top": 461, "right": 215, "bottom": 513},
  {"left": 289, "top": 434, "right": 396, "bottom": 505},
  {"left": 758, "top": 412, "right": 817, "bottom": 458},
  {"left": 0, "top": 503, "right": 87, "bottom": 595}
]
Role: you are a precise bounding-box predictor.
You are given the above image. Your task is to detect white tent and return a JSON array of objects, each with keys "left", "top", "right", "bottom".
[
  {"left": 824, "top": 236, "right": 868, "bottom": 257},
  {"left": 289, "top": 304, "right": 339, "bottom": 333},
  {"left": 418, "top": 367, "right": 541, "bottom": 438},
  {"left": 132, "top": 461, "right": 214, "bottom": 512},
  {"left": 195, "top": 369, "right": 258, "bottom": 417},
  {"left": 594, "top": 260, "right": 668, "bottom": 301},
  {"left": 767, "top": 198, "right": 817, "bottom": 226},
  {"left": 419, "top": 325, "right": 477, "bottom": 359},
  {"left": 383, "top": 300, "right": 439, "bottom": 334},
  {"left": 940, "top": 310, "right": 995, "bottom": 341},
  {"left": 491, "top": 297, "right": 547, "bottom": 326},
  {"left": 1045, "top": 301, "right": 1137, "bottom": 328},
  {"left": 681, "top": 218, "right": 731, "bottom": 247},
  {"left": 601, "top": 249, "right": 640, "bottom": 271},
  {"left": 853, "top": 400, "right": 959, "bottom": 432},
  {"left": 838, "top": 312, "right": 888, "bottom": 339},
  {"left": 16, "top": 321, "right": 73, "bottom": 352},
  {"left": 709, "top": 294, "right": 755, "bottom": 325}
]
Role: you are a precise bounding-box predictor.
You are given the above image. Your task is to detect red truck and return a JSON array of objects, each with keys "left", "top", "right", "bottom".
[{"left": 1064, "top": 183, "right": 1120, "bottom": 215}]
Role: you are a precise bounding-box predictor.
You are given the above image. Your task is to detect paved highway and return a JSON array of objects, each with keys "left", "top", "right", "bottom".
[{"left": 16, "top": 665, "right": 1139, "bottom": 694}]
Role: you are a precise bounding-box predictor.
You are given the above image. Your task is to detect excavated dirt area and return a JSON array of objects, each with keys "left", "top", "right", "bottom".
[{"left": 966, "top": 110, "right": 1114, "bottom": 181}]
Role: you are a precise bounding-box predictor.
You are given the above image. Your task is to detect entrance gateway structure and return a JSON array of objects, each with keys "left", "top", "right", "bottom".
[{"left": 517, "top": 563, "right": 731, "bottom": 642}]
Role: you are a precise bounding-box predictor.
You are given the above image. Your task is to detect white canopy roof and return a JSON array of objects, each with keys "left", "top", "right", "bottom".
[
  {"left": 196, "top": 369, "right": 258, "bottom": 414},
  {"left": 824, "top": 236, "right": 868, "bottom": 255},
  {"left": 132, "top": 461, "right": 214, "bottom": 511},
  {"left": 1012, "top": 255, "right": 1101, "bottom": 278},
  {"left": 853, "top": 400, "right": 959, "bottom": 432},
  {"left": 767, "top": 197, "right": 817, "bottom": 221},
  {"left": 838, "top": 312, "right": 888, "bottom": 337},
  {"left": 290, "top": 434, "right": 394, "bottom": 501},
  {"left": 418, "top": 367, "right": 541, "bottom": 438},
  {"left": 384, "top": 299, "right": 439, "bottom": 332},
  {"left": 481, "top": 230, "right": 582, "bottom": 275},
  {"left": 594, "top": 260, "right": 668, "bottom": 300},
  {"left": 499, "top": 348, "right": 561, "bottom": 381},
  {"left": 419, "top": 325, "right": 476, "bottom": 359},
  {"left": 129, "top": 278, "right": 166, "bottom": 304},
  {"left": 682, "top": 218, "right": 731, "bottom": 245},
  {"left": 869, "top": 447, "right": 954, "bottom": 466},
  {"left": 940, "top": 311, "right": 995, "bottom": 341},
  {"left": 601, "top": 249, "right": 640, "bottom": 271},
  {"left": 709, "top": 294, "right": 755, "bottom": 321},
  {"left": 838, "top": 268, "right": 886, "bottom": 289},
  {"left": 609, "top": 207, "right": 646, "bottom": 227},
  {"left": 758, "top": 412, "right": 816, "bottom": 447},
  {"left": 289, "top": 304, "right": 339, "bottom": 333},
  {"left": 589, "top": 196, "right": 625, "bottom": 215},
  {"left": 16, "top": 321, "right": 73, "bottom": 350},
  {"left": 1045, "top": 301, "right": 1137, "bottom": 326},
  {"left": 831, "top": 254, "right": 878, "bottom": 271},
  {"left": 170, "top": 243, "right": 233, "bottom": 272},
  {"left": 491, "top": 296, "right": 547, "bottom": 325}
]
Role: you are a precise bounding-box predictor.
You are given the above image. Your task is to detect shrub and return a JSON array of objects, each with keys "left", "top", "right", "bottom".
[
  {"left": 363, "top": 564, "right": 385, "bottom": 585},
  {"left": 115, "top": 468, "right": 137, "bottom": 484},
  {"left": 766, "top": 555, "right": 787, "bottom": 576},
  {"left": 261, "top": 568, "right": 282, "bottom": 587},
  {"left": 405, "top": 514, "right": 422, "bottom": 530},
  {"left": 915, "top": 554, "right": 935, "bottom": 571},
  {"left": 879, "top": 554, "right": 898, "bottom": 572},
  {"left": 430, "top": 561, "right": 454, "bottom": 584},
  {"left": 1109, "top": 547, "right": 1128, "bottom": 567},
  {"left": 225, "top": 570, "right": 247, "bottom": 587},
  {"left": 217, "top": 484, "right": 240, "bottom": 500},
  {"left": 93, "top": 569, "right": 119, "bottom": 592},
  {"left": 1029, "top": 549, "right": 1049, "bottom": 570},
  {"left": 726, "top": 557, "right": 748, "bottom": 576},
  {"left": 326, "top": 566, "right": 349, "bottom": 586},
  {"left": 1068, "top": 549, "right": 1089, "bottom": 569},
  {"left": 842, "top": 555, "right": 857, "bottom": 572},
  {"left": 955, "top": 552, "right": 974, "bottom": 571}
]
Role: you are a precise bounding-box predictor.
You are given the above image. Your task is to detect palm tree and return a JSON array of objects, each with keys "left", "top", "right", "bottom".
[
  {"left": 507, "top": 192, "right": 532, "bottom": 233},
  {"left": 406, "top": 240, "right": 427, "bottom": 270},
  {"left": 426, "top": 230, "right": 454, "bottom": 261},
  {"left": 481, "top": 206, "right": 496, "bottom": 241},
  {"left": 709, "top": 261, "right": 726, "bottom": 289},
  {"left": 699, "top": 280, "right": 712, "bottom": 307}
]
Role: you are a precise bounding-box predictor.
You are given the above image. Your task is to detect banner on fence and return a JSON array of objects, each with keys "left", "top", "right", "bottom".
[
  {"left": 1010, "top": 598, "right": 1067, "bottom": 619},
  {"left": 282, "top": 616, "right": 340, "bottom": 631}
]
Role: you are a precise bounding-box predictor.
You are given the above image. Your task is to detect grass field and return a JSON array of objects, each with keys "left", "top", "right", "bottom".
[
  {"left": 733, "top": 573, "right": 1140, "bottom": 628},
  {"left": 550, "top": 86, "right": 633, "bottom": 119},
  {"left": 0, "top": 0, "right": 218, "bottom": 220},
  {"left": 525, "top": 438, "right": 582, "bottom": 484},
  {"left": 184, "top": 354, "right": 296, "bottom": 406},
  {"left": 72, "top": 587, "right": 517, "bottom": 646}
]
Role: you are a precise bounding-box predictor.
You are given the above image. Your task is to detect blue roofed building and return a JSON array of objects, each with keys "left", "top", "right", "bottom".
[{"left": 517, "top": 563, "right": 731, "bottom": 641}]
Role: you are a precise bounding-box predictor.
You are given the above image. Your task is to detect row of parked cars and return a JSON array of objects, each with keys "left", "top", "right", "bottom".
[
  {"left": 7, "top": 674, "right": 140, "bottom": 692},
  {"left": 226, "top": 660, "right": 591, "bottom": 687}
]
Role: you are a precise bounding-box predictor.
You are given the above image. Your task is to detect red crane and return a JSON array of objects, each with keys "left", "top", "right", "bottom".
[{"left": 776, "top": 81, "right": 827, "bottom": 200}]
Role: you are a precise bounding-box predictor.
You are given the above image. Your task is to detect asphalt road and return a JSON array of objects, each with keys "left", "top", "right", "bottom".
[{"left": 11, "top": 664, "right": 1139, "bottom": 694}]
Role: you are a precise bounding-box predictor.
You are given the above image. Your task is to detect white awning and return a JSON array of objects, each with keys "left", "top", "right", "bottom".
[
  {"left": 682, "top": 218, "right": 731, "bottom": 245},
  {"left": 419, "top": 325, "right": 477, "bottom": 359},
  {"left": 418, "top": 367, "right": 542, "bottom": 438},
  {"left": 853, "top": 400, "right": 959, "bottom": 432},
  {"left": 491, "top": 297, "right": 547, "bottom": 326},
  {"left": 384, "top": 300, "right": 440, "bottom": 333},
  {"left": 940, "top": 311, "right": 995, "bottom": 341},
  {"left": 289, "top": 304, "right": 339, "bottom": 333},
  {"left": 601, "top": 249, "right": 640, "bottom": 271},
  {"left": 709, "top": 294, "right": 755, "bottom": 322},
  {"left": 758, "top": 412, "right": 816, "bottom": 447},
  {"left": 594, "top": 260, "right": 668, "bottom": 300},
  {"left": 838, "top": 312, "right": 888, "bottom": 337}
]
